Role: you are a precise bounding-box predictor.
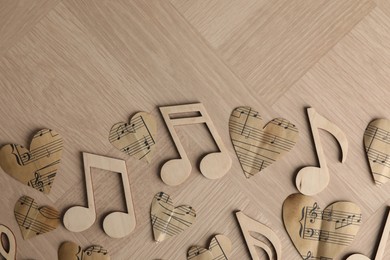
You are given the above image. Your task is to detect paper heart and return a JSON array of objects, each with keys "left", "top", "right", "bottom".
[
  {"left": 109, "top": 112, "right": 157, "bottom": 163},
  {"left": 151, "top": 192, "right": 196, "bottom": 242},
  {"left": 0, "top": 129, "right": 63, "bottom": 194},
  {"left": 187, "top": 235, "right": 231, "bottom": 260},
  {"left": 283, "top": 193, "right": 362, "bottom": 259},
  {"left": 229, "top": 106, "right": 299, "bottom": 178},
  {"left": 14, "top": 196, "right": 60, "bottom": 240},
  {"left": 58, "top": 241, "right": 110, "bottom": 260},
  {"left": 364, "top": 119, "right": 390, "bottom": 186}
]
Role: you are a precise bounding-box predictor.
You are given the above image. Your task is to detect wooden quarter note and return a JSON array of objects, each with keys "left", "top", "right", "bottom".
[
  {"left": 296, "top": 108, "right": 348, "bottom": 195},
  {"left": 0, "top": 224, "right": 16, "bottom": 260},
  {"left": 159, "top": 103, "right": 231, "bottom": 186},
  {"left": 63, "top": 152, "right": 136, "bottom": 238}
]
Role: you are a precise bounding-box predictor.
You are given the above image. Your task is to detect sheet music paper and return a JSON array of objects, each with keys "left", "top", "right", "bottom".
[
  {"left": 187, "top": 235, "right": 231, "bottom": 260},
  {"left": 58, "top": 241, "right": 110, "bottom": 260}
]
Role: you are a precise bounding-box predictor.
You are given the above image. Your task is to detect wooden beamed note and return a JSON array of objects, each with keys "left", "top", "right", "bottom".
[
  {"left": 63, "top": 152, "right": 136, "bottom": 238},
  {"left": 296, "top": 107, "right": 348, "bottom": 195},
  {"left": 0, "top": 224, "right": 16, "bottom": 260},
  {"left": 159, "top": 103, "right": 231, "bottom": 186},
  {"left": 347, "top": 207, "right": 390, "bottom": 260}
]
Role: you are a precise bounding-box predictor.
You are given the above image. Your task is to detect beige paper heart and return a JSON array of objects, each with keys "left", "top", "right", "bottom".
[
  {"left": 0, "top": 129, "right": 63, "bottom": 194},
  {"left": 283, "top": 193, "right": 362, "bottom": 259},
  {"left": 109, "top": 112, "right": 157, "bottom": 163},
  {"left": 364, "top": 119, "right": 390, "bottom": 186},
  {"left": 58, "top": 241, "right": 110, "bottom": 260},
  {"left": 187, "top": 235, "right": 231, "bottom": 260},
  {"left": 14, "top": 196, "right": 60, "bottom": 240},
  {"left": 151, "top": 192, "right": 196, "bottom": 242},
  {"left": 229, "top": 106, "right": 299, "bottom": 178}
]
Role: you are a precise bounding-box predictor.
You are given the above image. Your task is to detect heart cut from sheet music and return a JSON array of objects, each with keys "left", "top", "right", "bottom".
[
  {"left": 109, "top": 112, "right": 157, "bottom": 163},
  {"left": 14, "top": 196, "right": 60, "bottom": 240},
  {"left": 229, "top": 106, "right": 299, "bottom": 178},
  {"left": 58, "top": 241, "right": 110, "bottom": 260},
  {"left": 0, "top": 129, "right": 63, "bottom": 194},
  {"left": 151, "top": 192, "right": 196, "bottom": 242},
  {"left": 187, "top": 235, "right": 231, "bottom": 260},
  {"left": 364, "top": 119, "right": 390, "bottom": 186},
  {"left": 283, "top": 193, "right": 362, "bottom": 260}
]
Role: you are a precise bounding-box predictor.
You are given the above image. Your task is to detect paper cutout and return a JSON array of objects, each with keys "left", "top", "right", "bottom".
[
  {"left": 295, "top": 108, "right": 348, "bottom": 195},
  {"left": 364, "top": 119, "right": 390, "bottom": 186},
  {"left": 151, "top": 192, "right": 196, "bottom": 242},
  {"left": 63, "top": 152, "right": 136, "bottom": 238},
  {"left": 187, "top": 235, "right": 231, "bottom": 260},
  {"left": 0, "top": 129, "right": 63, "bottom": 194},
  {"left": 347, "top": 207, "right": 390, "bottom": 260},
  {"left": 229, "top": 106, "right": 299, "bottom": 178},
  {"left": 58, "top": 241, "right": 110, "bottom": 260},
  {"left": 0, "top": 224, "right": 16, "bottom": 260},
  {"left": 159, "top": 103, "right": 231, "bottom": 186},
  {"left": 236, "top": 211, "right": 281, "bottom": 260},
  {"left": 283, "top": 193, "right": 361, "bottom": 260},
  {"left": 14, "top": 195, "right": 60, "bottom": 240},
  {"left": 109, "top": 112, "right": 157, "bottom": 163}
]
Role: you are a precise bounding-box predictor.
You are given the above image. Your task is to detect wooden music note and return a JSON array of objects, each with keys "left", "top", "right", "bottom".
[
  {"left": 295, "top": 108, "right": 348, "bottom": 195},
  {"left": 236, "top": 211, "right": 281, "bottom": 260},
  {"left": 159, "top": 103, "right": 231, "bottom": 186},
  {"left": 0, "top": 224, "right": 16, "bottom": 260},
  {"left": 63, "top": 152, "right": 136, "bottom": 238},
  {"left": 347, "top": 207, "right": 390, "bottom": 260}
]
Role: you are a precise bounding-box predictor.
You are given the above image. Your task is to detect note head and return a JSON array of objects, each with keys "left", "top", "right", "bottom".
[
  {"left": 161, "top": 159, "right": 192, "bottom": 186},
  {"left": 103, "top": 211, "right": 135, "bottom": 238},
  {"left": 346, "top": 254, "right": 370, "bottom": 260},
  {"left": 295, "top": 166, "right": 329, "bottom": 196},
  {"left": 63, "top": 206, "right": 96, "bottom": 232},
  {"left": 200, "top": 152, "right": 231, "bottom": 180}
]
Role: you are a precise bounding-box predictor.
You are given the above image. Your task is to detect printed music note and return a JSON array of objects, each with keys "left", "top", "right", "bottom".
[
  {"left": 347, "top": 207, "right": 390, "bottom": 260},
  {"left": 0, "top": 224, "right": 16, "bottom": 260},
  {"left": 296, "top": 108, "right": 348, "bottom": 195},
  {"left": 236, "top": 211, "right": 282, "bottom": 260},
  {"left": 63, "top": 152, "right": 136, "bottom": 238},
  {"left": 159, "top": 103, "right": 231, "bottom": 186}
]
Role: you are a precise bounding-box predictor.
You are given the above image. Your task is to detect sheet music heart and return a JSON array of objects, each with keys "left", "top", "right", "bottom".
[
  {"left": 0, "top": 129, "right": 63, "bottom": 194},
  {"left": 109, "top": 112, "right": 157, "bottom": 163},
  {"left": 151, "top": 192, "right": 196, "bottom": 242},
  {"left": 364, "top": 119, "right": 390, "bottom": 186},
  {"left": 187, "top": 235, "right": 231, "bottom": 260},
  {"left": 14, "top": 195, "right": 60, "bottom": 240},
  {"left": 283, "top": 193, "right": 362, "bottom": 260},
  {"left": 58, "top": 241, "right": 110, "bottom": 260},
  {"left": 229, "top": 106, "right": 299, "bottom": 178}
]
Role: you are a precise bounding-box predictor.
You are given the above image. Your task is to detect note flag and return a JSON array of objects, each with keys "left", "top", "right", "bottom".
[
  {"left": 159, "top": 103, "right": 232, "bottom": 186},
  {"left": 0, "top": 224, "right": 16, "bottom": 260},
  {"left": 347, "top": 207, "right": 390, "bottom": 260},
  {"left": 236, "top": 211, "right": 281, "bottom": 260},
  {"left": 63, "top": 152, "right": 136, "bottom": 238},
  {"left": 296, "top": 107, "right": 348, "bottom": 195}
]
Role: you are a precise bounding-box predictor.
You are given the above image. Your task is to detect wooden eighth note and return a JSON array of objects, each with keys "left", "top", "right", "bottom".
[
  {"left": 347, "top": 207, "right": 390, "bottom": 260},
  {"left": 295, "top": 107, "right": 348, "bottom": 196},
  {"left": 236, "top": 211, "right": 281, "bottom": 260},
  {"left": 63, "top": 152, "right": 136, "bottom": 238},
  {"left": 0, "top": 224, "right": 16, "bottom": 260},
  {"left": 159, "top": 103, "right": 232, "bottom": 186}
]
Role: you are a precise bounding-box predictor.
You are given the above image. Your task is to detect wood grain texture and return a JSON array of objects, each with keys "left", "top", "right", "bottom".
[{"left": 0, "top": 0, "right": 389, "bottom": 259}]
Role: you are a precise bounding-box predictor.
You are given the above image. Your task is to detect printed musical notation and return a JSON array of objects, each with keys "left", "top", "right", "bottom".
[
  {"left": 229, "top": 106, "right": 299, "bottom": 178},
  {"left": 109, "top": 112, "right": 157, "bottom": 163},
  {"left": 364, "top": 119, "right": 390, "bottom": 186},
  {"left": 14, "top": 195, "right": 60, "bottom": 240},
  {"left": 295, "top": 108, "right": 348, "bottom": 196},
  {"left": 151, "top": 192, "right": 196, "bottom": 243},
  {"left": 63, "top": 153, "right": 136, "bottom": 238},
  {"left": 58, "top": 241, "right": 110, "bottom": 260},
  {"left": 187, "top": 235, "right": 231, "bottom": 260},
  {"left": 159, "top": 103, "right": 231, "bottom": 186},
  {"left": 0, "top": 224, "right": 16, "bottom": 260},
  {"left": 0, "top": 129, "right": 63, "bottom": 194},
  {"left": 236, "top": 211, "right": 281, "bottom": 260},
  {"left": 283, "top": 194, "right": 361, "bottom": 260}
]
